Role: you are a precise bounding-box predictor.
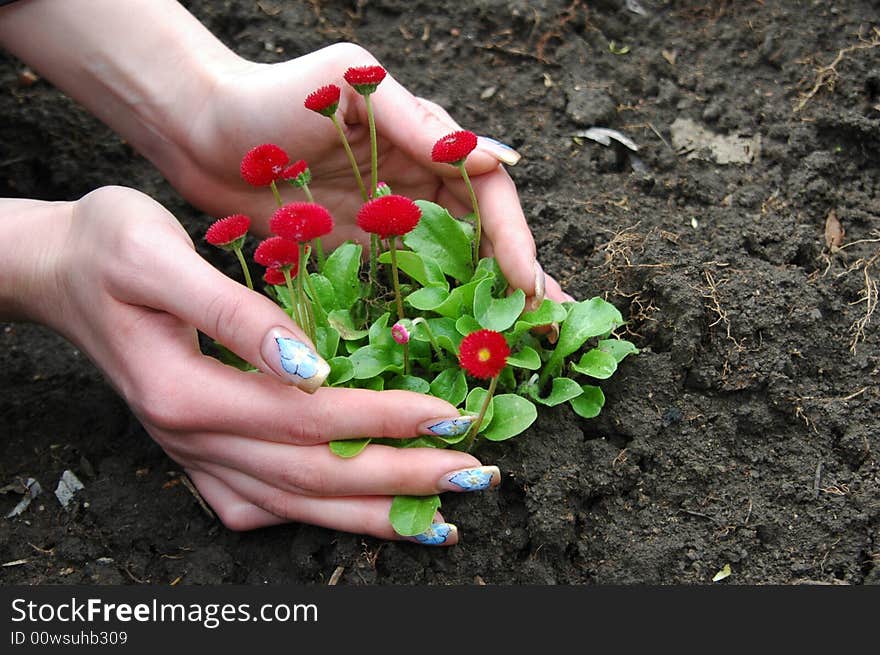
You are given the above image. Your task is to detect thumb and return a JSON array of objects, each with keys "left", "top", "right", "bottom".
[{"left": 137, "top": 241, "right": 329, "bottom": 394}]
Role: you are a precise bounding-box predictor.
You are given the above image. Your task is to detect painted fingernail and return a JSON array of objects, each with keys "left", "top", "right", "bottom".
[
  {"left": 260, "top": 328, "right": 329, "bottom": 393},
  {"left": 438, "top": 466, "right": 501, "bottom": 492},
  {"left": 421, "top": 415, "right": 475, "bottom": 437},
  {"left": 547, "top": 321, "right": 560, "bottom": 344},
  {"left": 477, "top": 136, "right": 522, "bottom": 166},
  {"left": 409, "top": 523, "right": 458, "bottom": 546},
  {"left": 525, "top": 260, "right": 547, "bottom": 312}
]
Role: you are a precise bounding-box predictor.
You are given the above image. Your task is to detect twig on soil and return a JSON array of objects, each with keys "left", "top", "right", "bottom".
[
  {"left": 2, "top": 558, "right": 30, "bottom": 567},
  {"left": 328, "top": 565, "right": 345, "bottom": 586},
  {"left": 813, "top": 460, "right": 823, "bottom": 498},
  {"left": 178, "top": 474, "right": 216, "bottom": 521},
  {"left": 793, "top": 26, "right": 880, "bottom": 113}
]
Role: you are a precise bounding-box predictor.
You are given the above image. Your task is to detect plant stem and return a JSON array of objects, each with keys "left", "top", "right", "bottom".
[
  {"left": 298, "top": 243, "right": 316, "bottom": 343},
  {"left": 457, "top": 162, "right": 481, "bottom": 267},
  {"left": 302, "top": 183, "right": 315, "bottom": 203},
  {"left": 411, "top": 317, "right": 442, "bottom": 359},
  {"left": 300, "top": 182, "right": 325, "bottom": 271},
  {"left": 388, "top": 239, "right": 409, "bottom": 374},
  {"left": 330, "top": 114, "right": 368, "bottom": 202},
  {"left": 462, "top": 375, "right": 499, "bottom": 453},
  {"left": 364, "top": 93, "right": 378, "bottom": 197},
  {"left": 232, "top": 247, "right": 253, "bottom": 291},
  {"left": 368, "top": 233, "right": 379, "bottom": 300},
  {"left": 282, "top": 268, "right": 305, "bottom": 332},
  {"left": 270, "top": 180, "right": 283, "bottom": 208}
]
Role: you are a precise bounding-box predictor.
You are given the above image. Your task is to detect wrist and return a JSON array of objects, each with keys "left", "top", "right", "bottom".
[{"left": 0, "top": 198, "right": 73, "bottom": 325}]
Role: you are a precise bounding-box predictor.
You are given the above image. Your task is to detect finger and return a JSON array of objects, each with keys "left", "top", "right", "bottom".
[
  {"left": 118, "top": 220, "right": 329, "bottom": 394},
  {"left": 179, "top": 435, "right": 498, "bottom": 497},
  {"left": 197, "top": 463, "right": 459, "bottom": 545},
  {"left": 152, "top": 357, "right": 473, "bottom": 445},
  {"left": 188, "top": 469, "right": 287, "bottom": 531}
]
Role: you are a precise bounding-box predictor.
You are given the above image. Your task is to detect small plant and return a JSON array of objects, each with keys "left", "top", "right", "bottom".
[{"left": 204, "top": 65, "right": 638, "bottom": 539}]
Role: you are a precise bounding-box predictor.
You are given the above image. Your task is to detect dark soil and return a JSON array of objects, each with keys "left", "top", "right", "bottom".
[{"left": 2, "top": 0, "right": 878, "bottom": 585}]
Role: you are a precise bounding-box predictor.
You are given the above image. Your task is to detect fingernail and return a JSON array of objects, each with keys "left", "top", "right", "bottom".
[
  {"left": 409, "top": 523, "right": 458, "bottom": 546},
  {"left": 525, "top": 260, "right": 546, "bottom": 312},
  {"left": 477, "top": 136, "right": 522, "bottom": 166},
  {"left": 438, "top": 466, "right": 501, "bottom": 492},
  {"left": 547, "top": 322, "right": 560, "bottom": 344},
  {"left": 260, "top": 328, "right": 329, "bottom": 393},
  {"left": 420, "top": 415, "right": 475, "bottom": 437}
]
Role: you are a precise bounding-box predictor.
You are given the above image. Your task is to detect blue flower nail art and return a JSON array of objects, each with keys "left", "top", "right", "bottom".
[
  {"left": 427, "top": 417, "right": 474, "bottom": 437},
  {"left": 276, "top": 338, "right": 319, "bottom": 379},
  {"left": 413, "top": 523, "right": 453, "bottom": 546},
  {"left": 448, "top": 468, "right": 494, "bottom": 491}
]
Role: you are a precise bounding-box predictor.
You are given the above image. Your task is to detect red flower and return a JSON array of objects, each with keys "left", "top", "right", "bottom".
[
  {"left": 254, "top": 236, "right": 299, "bottom": 270},
  {"left": 431, "top": 130, "right": 478, "bottom": 165},
  {"left": 344, "top": 65, "right": 387, "bottom": 94},
  {"left": 205, "top": 214, "right": 250, "bottom": 248},
  {"left": 459, "top": 329, "right": 510, "bottom": 379},
  {"left": 304, "top": 84, "right": 341, "bottom": 116},
  {"left": 263, "top": 267, "right": 288, "bottom": 285},
  {"left": 270, "top": 202, "right": 334, "bottom": 243},
  {"left": 282, "top": 160, "right": 309, "bottom": 180},
  {"left": 240, "top": 143, "right": 289, "bottom": 186},
  {"left": 356, "top": 195, "right": 421, "bottom": 239}
]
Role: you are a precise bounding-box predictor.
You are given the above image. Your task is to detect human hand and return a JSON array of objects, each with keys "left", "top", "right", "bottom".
[
  {"left": 168, "top": 43, "right": 572, "bottom": 308},
  {"left": 26, "top": 186, "right": 501, "bottom": 543}
]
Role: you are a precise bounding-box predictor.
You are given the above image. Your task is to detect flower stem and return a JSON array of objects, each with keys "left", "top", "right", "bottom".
[
  {"left": 298, "top": 184, "right": 325, "bottom": 271},
  {"left": 270, "top": 180, "right": 283, "bottom": 208},
  {"left": 298, "top": 243, "right": 317, "bottom": 344},
  {"left": 457, "top": 162, "right": 481, "bottom": 267},
  {"left": 330, "top": 114, "right": 368, "bottom": 202},
  {"left": 388, "top": 239, "right": 409, "bottom": 374},
  {"left": 462, "top": 375, "right": 498, "bottom": 453},
  {"left": 364, "top": 93, "right": 378, "bottom": 198},
  {"left": 232, "top": 247, "right": 253, "bottom": 291},
  {"left": 302, "top": 183, "right": 315, "bottom": 203},
  {"left": 411, "top": 317, "right": 442, "bottom": 359},
  {"left": 282, "top": 268, "right": 305, "bottom": 332}
]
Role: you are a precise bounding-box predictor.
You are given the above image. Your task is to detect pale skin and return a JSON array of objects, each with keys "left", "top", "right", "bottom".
[{"left": 0, "top": 0, "right": 572, "bottom": 542}]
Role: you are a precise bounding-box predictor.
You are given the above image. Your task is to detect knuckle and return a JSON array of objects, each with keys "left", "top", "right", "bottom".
[
  {"left": 277, "top": 458, "right": 329, "bottom": 496},
  {"left": 203, "top": 290, "right": 246, "bottom": 348},
  {"left": 285, "top": 411, "right": 327, "bottom": 446}
]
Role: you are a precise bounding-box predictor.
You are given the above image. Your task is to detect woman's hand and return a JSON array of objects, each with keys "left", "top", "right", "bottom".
[
  {"left": 177, "top": 43, "right": 570, "bottom": 306},
  {"left": 10, "top": 186, "right": 501, "bottom": 543}
]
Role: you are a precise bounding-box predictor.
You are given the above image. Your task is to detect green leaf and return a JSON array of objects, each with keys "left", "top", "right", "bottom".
[
  {"left": 455, "top": 314, "right": 482, "bottom": 336},
  {"left": 507, "top": 346, "right": 541, "bottom": 370},
  {"left": 378, "top": 250, "right": 448, "bottom": 290},
  {"left": 510, "top": 299, "right": 568, "bottom": 337},
  {"left": 412, "top": 317, "right": 461, "bottom": 355},
  {"left": 406, "top": 285, "right": 450, "bottom": 312},
  {"left": 545, "top": 298, "right": 624, "bottom": 375},
  {"left": 406, "top": 200, "right": 474, "bottom": 282},
  {"left": 473, "top": 278, "right": 526, "bottom": 331},
  {"left": 570, "top": 384, "right": 605, "bottom": 419},
  {"left": 329, "top": 438, "right": 371, "bottom": 458},
  {"left": 322, "top": 242, "right": 363, "bottom": 309},
  {"left": 327, "top": 309, "right": 368, "bottom": 341},
  {"left": 482, "top": 394, "right": 537, "bottom": 441},
  {"left": 571, "top": 348, "right": 618, "bottom": 379},
  {"left": 349, "top": 344, "right": 401, "bottom": 379},
  {"left": 315, "top": 326, "right": 339, "bottom": 361},
  {"left": 327, "top": 356, "right": 354, "bottom": 386},
  {"left": 354, "top": 376, "right": 385, "bottom": 391},
  {"left": 598, "top": 338, "right": 639, "bottom": 363},
  {"left": 308, "top": 274, "right": 337, "bottom": 312},
  {"left": 429, "top": 368, "right": 467, "bottom": 406},
  {"left": 712, "top": 563, "right": 732, "bottom": 583},
  {"left": 528, "top": 377, "right": 583, "bottom": 407},
  {"left": 465, "top": 387, "right": 493, "bottom": 429},
  {"left": 387, "top": 375, "right": 431, "bottom": 394},
  {"left": 389, "top": 494, "right": 441, "bottom": 536},
  {"left": 368, "top": 312, "right": 393, "bottom": 347}
]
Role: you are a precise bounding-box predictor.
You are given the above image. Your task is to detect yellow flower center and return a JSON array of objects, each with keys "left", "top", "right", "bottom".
[{"left": 477, "top": 348, "right": 491, "bottom": 362}]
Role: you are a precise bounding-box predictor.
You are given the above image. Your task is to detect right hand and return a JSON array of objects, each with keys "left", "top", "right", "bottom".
[{"left": 36, "top": 186, "right": 499, "bottom": 544}]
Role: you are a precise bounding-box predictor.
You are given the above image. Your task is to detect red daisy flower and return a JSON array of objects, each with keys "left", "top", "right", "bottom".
[
  {"left": 431, "top": 130, "right": 478, "bottom": 165},
  {"left": 270, "top": 202, "right": 334, "bottom": 243},
  {"left": 282, "top": 160, "right": 309, "bottom": 180},
  {"left": 458, "top": 329, "right": 510, "bottom": 379},
  {"left": 304, "top": 84, "right": 341, "bottom": 116},
  {"left": 355, "top": 195, "right": 421, "bottom": 239},
  {"left": 254, "top": 236, "right": 299, "bottom": 270},
  {"left": 263, "top": 267, "right": 288, "bottom": 285},
  {"left": 205, "top": 214, "right": 250, "bottom": 248},
  {"left": 344, "top": 65, "right": 387, "bottom": 94},
  {"left": 240, "top": 143, "right": 289, "bottom": 187}
]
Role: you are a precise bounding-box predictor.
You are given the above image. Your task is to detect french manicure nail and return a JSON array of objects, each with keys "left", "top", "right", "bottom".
[
  {"left": 421, "top": 415, "right": 475, "bottom": 437},
  {"left": 525, "top": 260, "right": 547, "bottom": 312},
  {"left": 410, "top": 523, "right": 458, "bottom": 546},
  {"left": 438, "top": 466, "right": 501, "bottom": 492},
  {"left": 477, "top": 136, "right": 522, "bottom": 166},
  {"left": 260, "top": 328, "right": 329, "bottom": 393}
]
